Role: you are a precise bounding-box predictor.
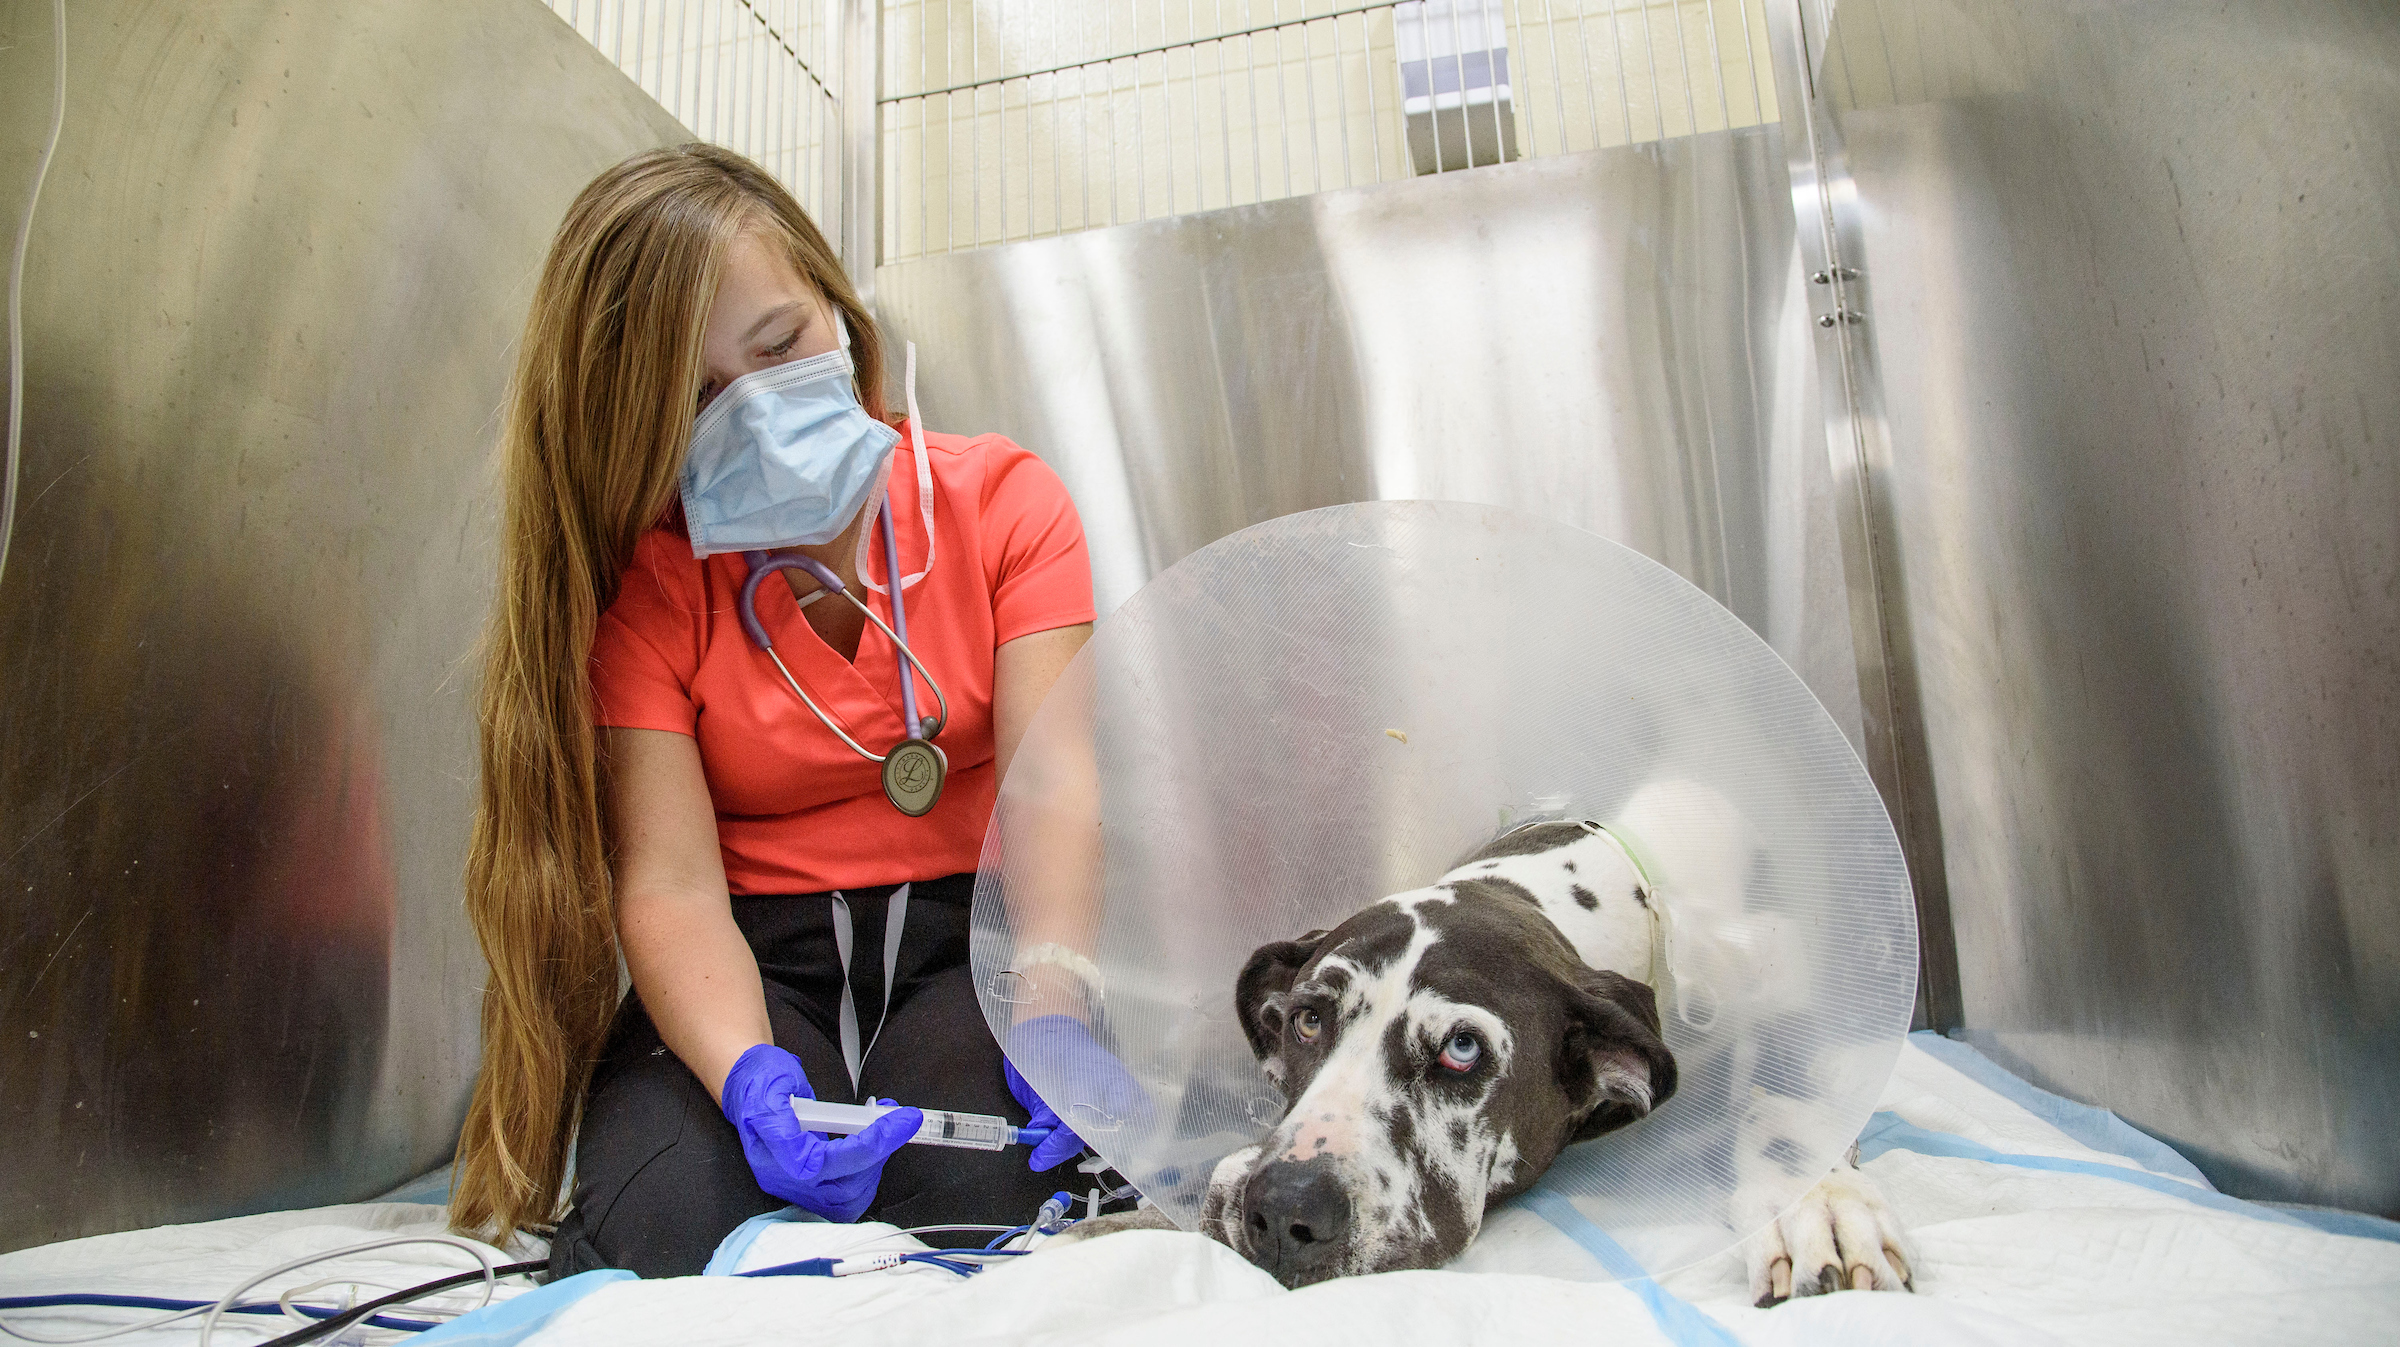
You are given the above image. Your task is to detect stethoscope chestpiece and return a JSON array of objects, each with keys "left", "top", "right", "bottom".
[{"left": 882, "top": 738, "right": 947, "bottom": 817}]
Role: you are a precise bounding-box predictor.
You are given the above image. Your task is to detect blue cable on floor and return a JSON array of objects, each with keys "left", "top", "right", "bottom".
[
  {"left": 737, "top": 1248, "right": 1029, "bottom": 1279},
  {"left": 0, "top": 1292, "right": 443, "bottom": 1332}
]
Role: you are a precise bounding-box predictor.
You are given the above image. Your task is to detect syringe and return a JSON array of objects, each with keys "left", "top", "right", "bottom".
[{"left": 789, "top": 1098, "right": 1055, "bottom": 1152}]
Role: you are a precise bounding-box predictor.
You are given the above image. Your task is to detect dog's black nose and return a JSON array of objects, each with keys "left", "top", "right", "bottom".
[{"left": 1241, "top": 1158, "right": 1352, "bottom": 1287}]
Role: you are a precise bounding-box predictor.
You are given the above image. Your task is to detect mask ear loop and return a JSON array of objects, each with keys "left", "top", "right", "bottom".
[{"left": 855, "top": 340, "right": 936, "bottom": 597}]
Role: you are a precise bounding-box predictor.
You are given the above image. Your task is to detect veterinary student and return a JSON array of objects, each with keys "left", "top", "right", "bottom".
[{"left": 447, "top": 145, "right": 1136, "bottom": 1278}]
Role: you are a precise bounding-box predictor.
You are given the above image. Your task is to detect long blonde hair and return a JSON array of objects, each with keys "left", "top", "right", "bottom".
[{"left": 450, "top": 144, "right": 886, "bottom": 1245}]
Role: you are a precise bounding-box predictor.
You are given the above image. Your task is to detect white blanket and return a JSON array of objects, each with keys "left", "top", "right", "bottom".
[{"left": 5, "top": 1036, "right": 2394, "bottom": 1345}]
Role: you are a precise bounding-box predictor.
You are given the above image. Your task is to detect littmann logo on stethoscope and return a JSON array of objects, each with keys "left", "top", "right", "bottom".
[{"left": 892, "top": 748, "right": 936, "bottom": 795}]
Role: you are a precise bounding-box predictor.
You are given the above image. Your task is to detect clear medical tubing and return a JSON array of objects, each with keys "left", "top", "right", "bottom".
[{"left": 972, "top": 502, "right": 1918, "bottom": 1282}]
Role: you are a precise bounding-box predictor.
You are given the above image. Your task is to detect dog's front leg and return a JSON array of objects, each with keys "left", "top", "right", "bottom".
[
  {"left": 1038, "top": 1207, "right": 1180, "bottom": 1246},
  {"left": 1037, "top": 1145, "right": 1266, "bottom": 1253},
  {"left": 1742, "top": 1149, "right": 1913, "bottom": 1305}
]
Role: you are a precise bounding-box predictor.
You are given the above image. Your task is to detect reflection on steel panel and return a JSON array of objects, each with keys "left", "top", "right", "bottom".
[
  {"left": 1761, "top": 0, "right": 1963, "bottom": 1035},
  {"left": 1818, "top": 0, "right": 2400, "bottom": 1212},
  {"left": 0, "top": 0, "right": 685, "bottom": 1249},
  {"left": 876, "top": 123, "right": 1868, "bottom": 793}
]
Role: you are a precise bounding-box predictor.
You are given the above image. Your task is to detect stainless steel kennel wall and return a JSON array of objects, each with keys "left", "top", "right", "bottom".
[
  {"left": 1787, "top": 0, "right": 2400, "bottom": 1214},
  {"left": 872, "top": 135, "right": 1866, "bottom": 717},
  {"left": 0, "top": 0, "right": 685, "bottom": 1249}
]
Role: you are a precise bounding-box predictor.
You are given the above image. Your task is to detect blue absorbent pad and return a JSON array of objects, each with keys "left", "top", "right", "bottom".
[
  {"left": 704, "top": 1205, "right": 827, "bottom": 1276},
  {"left": 1893, "top": 1032, "right": 2398, "bottom": 1244},
  {"left": 407, "top": 1270, "right": 637, "bottom": 1344},
  {"left": 1905, "top": 1033, "right": 2213, "bottom": 1186}
]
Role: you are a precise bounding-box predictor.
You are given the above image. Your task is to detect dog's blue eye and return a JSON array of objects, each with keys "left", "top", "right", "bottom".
[{"left": 1438, "top": 1032, "right": 1482, "bottom": 1072}]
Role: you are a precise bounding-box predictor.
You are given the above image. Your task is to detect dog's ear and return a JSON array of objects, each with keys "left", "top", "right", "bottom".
[
  {"left": 1558, "top": 967, "right": 1677, "bottom": 1143},
  {"left": 1234, "top": 931, "right": 1330, "bottom": 1059}
]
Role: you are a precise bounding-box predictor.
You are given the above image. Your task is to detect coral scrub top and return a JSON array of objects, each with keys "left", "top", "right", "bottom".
[{"left": 588, "top": 426, "right": 1094, "bottom": 894}]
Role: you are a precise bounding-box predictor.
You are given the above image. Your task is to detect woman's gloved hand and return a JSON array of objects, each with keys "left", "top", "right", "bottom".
[
  {"left": 720, "top": 1043, "right": 921, "bottom": 1222},
  {"left": 1003, "top": 1016, "right": 1154, "bottom": 1172}
]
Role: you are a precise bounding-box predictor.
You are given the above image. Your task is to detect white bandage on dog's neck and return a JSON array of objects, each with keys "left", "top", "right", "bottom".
[{"left": 1579, "top": 820, "right": 1666, "bottom": 988}]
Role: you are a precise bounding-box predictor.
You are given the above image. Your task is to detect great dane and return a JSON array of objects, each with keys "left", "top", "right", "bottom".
[{"left": 1053, "top": 784, "right": 1914, "bottom": 1305}]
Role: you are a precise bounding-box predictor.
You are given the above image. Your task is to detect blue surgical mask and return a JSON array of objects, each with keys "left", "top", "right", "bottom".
[{"left": 680, "top": 329, "right": 900, "bottom": 557}]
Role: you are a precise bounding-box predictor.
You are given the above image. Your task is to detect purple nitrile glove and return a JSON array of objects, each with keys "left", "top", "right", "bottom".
[
  {"left": 1003, "top": 1015, "right": 1155, "bottom": 1173},
  {"left": 721, "top": 1043, "right": 921, "bottom": 1222}
]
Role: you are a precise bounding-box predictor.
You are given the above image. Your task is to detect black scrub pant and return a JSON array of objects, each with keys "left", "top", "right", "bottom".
[{"left": 547, "top": 874, "right": 1071, "bottom": 1279}]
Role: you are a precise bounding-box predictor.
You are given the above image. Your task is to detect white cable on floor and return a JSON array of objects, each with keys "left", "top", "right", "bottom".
[
  {"left": 273, "top": 1275, "right": 474, "bottom": 1329},
  {"left": 192, "top": 1235, "right": 501, "bottom": 1347},
  {"left": 0, "top": 1302, "right": 212, "bottom": 1345},
  {"left": 0, "top": 1233, "right": 515, "bottom": 1345},
  {"left": 2, "top": 0, "right": 68, "bottom": 591}
]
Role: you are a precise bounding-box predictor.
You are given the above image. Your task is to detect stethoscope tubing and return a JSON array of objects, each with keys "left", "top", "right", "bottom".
[
  {"left": 737, "top": 504, "right": 948, "bottom": 765},
  {"left": 874, "top": 487, "right": 925, "bottom": 735}
]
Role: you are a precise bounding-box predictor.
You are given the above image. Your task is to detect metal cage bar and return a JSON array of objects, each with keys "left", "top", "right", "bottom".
[{"left": 543, "top": 0, "right": 846, "bottom": 244}]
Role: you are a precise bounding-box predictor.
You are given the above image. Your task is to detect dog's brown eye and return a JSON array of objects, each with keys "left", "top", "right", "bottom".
[
  {"left": 1292, "top": 1008, "right": 1323, "bottom": 1042},
  {"left": 1437, "top": 1031, "right": 1483, "bottom": 1072}
]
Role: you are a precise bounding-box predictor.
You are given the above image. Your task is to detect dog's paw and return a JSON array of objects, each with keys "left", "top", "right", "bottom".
[
  {"left": 1744, "top": 1157, "right": 1914, "bottom": 1307},
  {"left": 1037, "top": 1207, "right": 1180, "bottom": 1249}
]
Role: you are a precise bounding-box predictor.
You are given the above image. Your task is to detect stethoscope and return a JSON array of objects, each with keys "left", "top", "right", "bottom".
[{"left": 737, "top": 490, "right": 950, "bottom": 817}]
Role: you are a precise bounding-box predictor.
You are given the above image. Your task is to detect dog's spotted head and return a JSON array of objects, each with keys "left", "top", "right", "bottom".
[{"left": 1207, "top": 882, "right": 1675, "bottom": 1287}]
